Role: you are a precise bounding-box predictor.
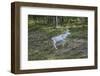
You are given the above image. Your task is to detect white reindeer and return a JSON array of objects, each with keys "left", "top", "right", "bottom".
[{"left": 51, "top": 30, "right": 70, "bottom": 49}]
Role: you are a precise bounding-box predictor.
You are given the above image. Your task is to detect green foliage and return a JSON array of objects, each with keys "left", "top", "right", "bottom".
[{"left": 28, "top": 15, "right": 88, "bottom": 60}]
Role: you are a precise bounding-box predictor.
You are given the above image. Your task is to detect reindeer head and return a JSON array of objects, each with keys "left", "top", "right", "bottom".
[
  {"left": 64, "top": 30, "right": 71, "bottom": 35},
  {"left": 62, "top": 30, "right": 70, "bottom": 39}
]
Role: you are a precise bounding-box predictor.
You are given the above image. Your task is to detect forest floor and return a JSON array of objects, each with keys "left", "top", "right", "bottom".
[{"left": 28, "top": 27, "right": 88, "bottom": 60}]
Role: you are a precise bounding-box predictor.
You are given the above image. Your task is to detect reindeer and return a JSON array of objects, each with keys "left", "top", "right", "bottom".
[{"left": 51, "top": 30, "right": 70, "bottom": 49}]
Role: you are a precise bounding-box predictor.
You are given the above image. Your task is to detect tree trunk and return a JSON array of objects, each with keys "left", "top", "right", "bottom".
[{"left": 55, "top": 16, "right": 58, "bottom": 28}]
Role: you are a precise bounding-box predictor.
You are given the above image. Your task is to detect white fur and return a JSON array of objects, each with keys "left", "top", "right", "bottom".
[{"left": 51, "top": 31, "right": 70, "bottom": 49}]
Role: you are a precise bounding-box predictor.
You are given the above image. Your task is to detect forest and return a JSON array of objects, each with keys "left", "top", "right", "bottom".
[{"left": 28, "top": 15, "right": 88, "bottom": 60}]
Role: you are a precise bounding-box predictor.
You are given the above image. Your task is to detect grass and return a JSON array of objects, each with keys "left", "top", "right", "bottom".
[{"left": 28, "top": 26, "right": 88, "bottom": 61}]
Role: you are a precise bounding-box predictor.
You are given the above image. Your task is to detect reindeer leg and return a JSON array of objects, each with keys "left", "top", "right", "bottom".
[
  {"left": 53, "top": 40, "right": 57, "bottom": 49},
  {"left": 62, "top": 40, "right": 65, "bottom": 48},
  {"left": 54, "top": 44, "right": 57, "bottom": 49}
]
